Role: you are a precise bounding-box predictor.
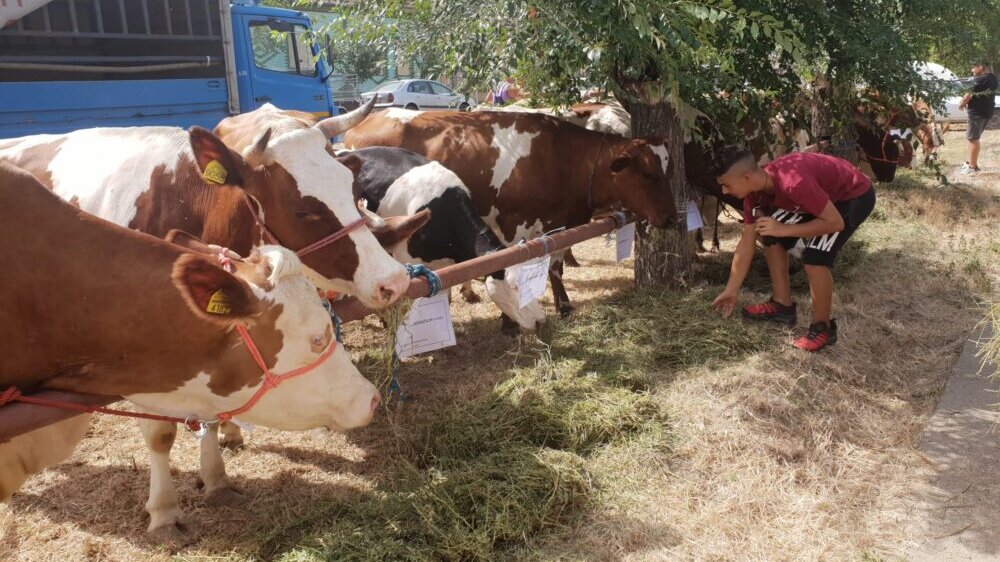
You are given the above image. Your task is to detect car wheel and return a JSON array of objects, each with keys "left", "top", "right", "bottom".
[
  {"left": 405, "top": 103, "right": 419, "bottom": 110},
  {"left": 459, "top": 102, "right": 470, "bottom": 111}
]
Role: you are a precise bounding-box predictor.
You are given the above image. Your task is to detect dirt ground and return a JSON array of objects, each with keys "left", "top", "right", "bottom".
[{"left": 2, "top": 129, "right": 998, "bottom": 561}]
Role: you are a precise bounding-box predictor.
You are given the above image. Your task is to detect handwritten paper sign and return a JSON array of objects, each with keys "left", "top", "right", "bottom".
[
  {"left": 615, "top": 223, "right": 635, "bottom": 262},
  {"left": 686, "top": 200, "right": 704, "bottom": 232},
  {"left": 517, "top": 255, "right": 550, "bottom": 309},
  {"left": 394, "top": 293, "right": 457, "bottom": 360}
]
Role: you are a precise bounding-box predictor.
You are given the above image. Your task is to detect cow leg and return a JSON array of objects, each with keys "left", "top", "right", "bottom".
[
  {"left": 500, "top": 312, "right": 521, "bottom": 336},
  {"left": 549, "top": 258, "right": 573, "bottom": 316},
  {"left": 563, "top": 247, "right": 581, "bottom": 267},
  {"left": 199, "top": 426, "right": 248, "bottom": 508},
  {"left": 217, "top": 421, "right": 244, "bottom": 450},
  {"left": 138, "top": 419, "right": 191, "bottom": 541},
  {"left": 459, "top": 280, "right": 482, "bottom": 303}
]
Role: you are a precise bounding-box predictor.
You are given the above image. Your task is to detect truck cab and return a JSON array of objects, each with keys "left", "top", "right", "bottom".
[{"left": 0, "top": 0, "right": 336, "bottom": 139}]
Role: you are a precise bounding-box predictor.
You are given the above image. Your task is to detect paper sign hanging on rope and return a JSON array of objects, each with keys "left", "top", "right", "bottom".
[
  {"left": 517, "top": 255, "right": 550, "bottom": 309},
  {"left": 615, "top": 223, "right": 635, "bottom": 262},
  {"left": 686, "top": 200, "right": 704, "bottom": 232},
  {"left": 394, "top": 292, "right": 457, "bottom": 360}
]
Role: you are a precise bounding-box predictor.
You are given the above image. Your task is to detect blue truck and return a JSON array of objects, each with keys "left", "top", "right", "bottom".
[{"left": 0, "top": 0, "right": 339, "bottom": 139}]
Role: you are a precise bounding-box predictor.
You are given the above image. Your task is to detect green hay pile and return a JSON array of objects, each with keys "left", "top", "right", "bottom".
[
  {"left": 550, "top": 288, "right": 776, "bottom": 381},
  {"left": 274, "top": 288, "right": 769, "bottom": 562}
]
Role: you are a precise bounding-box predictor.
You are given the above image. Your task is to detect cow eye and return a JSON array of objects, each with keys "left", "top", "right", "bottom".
[
  {"left": 310, "top": 325, "right": 332, "bottom": 353},
  {"left": 295, "top": 209, "right": 323, "bottom": 221}
]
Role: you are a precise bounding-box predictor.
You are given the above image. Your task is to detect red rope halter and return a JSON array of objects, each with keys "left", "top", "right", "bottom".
[{"left": 241, "top": 194, "right": 367, "bottom": 258}]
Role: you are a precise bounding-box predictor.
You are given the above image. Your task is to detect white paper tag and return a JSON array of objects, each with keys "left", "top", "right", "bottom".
[
  {"left": 685, "top": 200, "right": 704, "bottom": 232},
  {"left": 394, "top": 292, "right": 457, "bottom": 360},
  {"left": 516, "top": 255, "right": 550, "bottom": 309},
  {"left": 615, "top": 223, "right": 635, "bottom": 262}
]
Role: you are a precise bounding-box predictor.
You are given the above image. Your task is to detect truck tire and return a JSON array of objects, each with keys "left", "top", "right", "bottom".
[{"left": 405, "top": 103, "right": 419, "bottom": 110}]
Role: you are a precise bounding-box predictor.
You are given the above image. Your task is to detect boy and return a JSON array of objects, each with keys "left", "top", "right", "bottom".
[{"left": 710, "top": 147, "right": 876, "bottom": 351}]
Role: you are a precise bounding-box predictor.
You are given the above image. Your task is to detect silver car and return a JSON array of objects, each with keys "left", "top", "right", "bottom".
[{"left": 360, "top": 79, "right": 473, "bottom": 111}]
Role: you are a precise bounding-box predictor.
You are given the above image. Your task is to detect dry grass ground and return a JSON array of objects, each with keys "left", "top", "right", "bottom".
[{"left": 1, "top": 130, "right": 997, "bottom": 562}]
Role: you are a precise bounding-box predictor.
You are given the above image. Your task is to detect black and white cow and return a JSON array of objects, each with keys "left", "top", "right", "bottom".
[{"left": 336, "top": 146, "right": 546, "bottom": 333}]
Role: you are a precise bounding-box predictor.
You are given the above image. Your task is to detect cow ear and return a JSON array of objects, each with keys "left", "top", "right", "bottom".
[
  {"left": 371, "top": 209, "right": 431, "bottom": 249},
  {"left": 172, "top": 254, "right": 261, "bottom": 325},
  {"left": 337, "top": 153, "right": 364, "bottom": 177},
  {"left": 189, "top": 127, "right": 246, "bottom": 187},
  {"left": 610, "top": 155, "right": 633, "bottom": 174},
  {"left": 166, "top": 229, "right": 242, "bottom": 260}
]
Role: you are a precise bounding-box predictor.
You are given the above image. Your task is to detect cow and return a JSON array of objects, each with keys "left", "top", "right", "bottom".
[
  {"left": 335, "top": 146, "right": 547, "bottom": 334},
  {"left": 345, "top": 109, "right": 677, "bottom": 320},
  {"left": 0, "top": 98, "right": 420, "bottom": 311},
  {"left": 0, "top": 162, "right": 379, "bottom": 539},
  {"left": 0, "top": 101, "right": 423, "bottom": 514}
]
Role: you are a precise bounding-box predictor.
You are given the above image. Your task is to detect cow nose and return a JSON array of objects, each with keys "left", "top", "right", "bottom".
[{"left": 379, "top": 284, "right": 398, "bottom": 304}]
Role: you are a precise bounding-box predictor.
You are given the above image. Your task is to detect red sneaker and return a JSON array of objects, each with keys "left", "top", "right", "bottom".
[
  {"left": 793, "top": 320, "right": 838, "bottom": 352},
  {"left": 742, "top": 297, "right": 797, "bottom": 326}
]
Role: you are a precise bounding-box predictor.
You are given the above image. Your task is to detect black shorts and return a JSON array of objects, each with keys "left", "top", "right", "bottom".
[
  {"left": 967, "top": 114, "right": 990, "bottom": 141},
  {"left": 760, "top": 187, "right": 876, "bottom": 268}
]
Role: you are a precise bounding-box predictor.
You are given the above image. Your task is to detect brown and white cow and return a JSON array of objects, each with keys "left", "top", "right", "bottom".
[
  {"left": 0, "top": 162, "right": 379, "bottom": 537},
  {"left": 345, "top": 108, "right": 677, "bottom": 316},
  {"left": 0, "top": 99, "right": 415, "bottom": 310}
]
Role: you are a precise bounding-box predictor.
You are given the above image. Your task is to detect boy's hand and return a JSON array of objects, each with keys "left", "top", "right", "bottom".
[
  {"left": 754, "top": 217, "right": 786, "bottom": 237},
  {"left": 712, "top": 289, "right": 739, "bottom": 317}
]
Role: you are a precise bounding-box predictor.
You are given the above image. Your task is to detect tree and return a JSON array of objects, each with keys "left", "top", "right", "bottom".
[{"left": 323, "top": 1, "right": 797, "bottom": 287}]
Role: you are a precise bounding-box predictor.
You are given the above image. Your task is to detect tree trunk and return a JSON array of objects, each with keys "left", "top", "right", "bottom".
[
  {"left": 811, "top": 72, "right": 832, "bottom": 141},
  {"left": 627, "top": 96, "right": 692, "bottom": 288}
]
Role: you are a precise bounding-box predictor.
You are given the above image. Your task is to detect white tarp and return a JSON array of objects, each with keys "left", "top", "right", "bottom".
[{"left": 1, "top": 0, "right": 58, "bottom": 28}]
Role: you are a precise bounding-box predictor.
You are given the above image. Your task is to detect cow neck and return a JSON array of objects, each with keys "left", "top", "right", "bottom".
[
  {"left": 1, "top": 178, "right": 237, "bottom": 397},
  {"left": 586, "top": 133, "right": 608, "bottom": 211}
]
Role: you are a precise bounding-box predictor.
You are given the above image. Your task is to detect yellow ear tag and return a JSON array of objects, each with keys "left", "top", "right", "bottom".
[
  {"left": 206, "top": 290, "right": 233, "bottom": 315},
  {"left": 202, "top": 160, "right": 228, "bottom": 185}
]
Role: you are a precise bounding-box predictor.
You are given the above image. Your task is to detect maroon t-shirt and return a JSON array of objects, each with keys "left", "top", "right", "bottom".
[{"left": 743, "top": 152, "right": 871, "bottom": 224}]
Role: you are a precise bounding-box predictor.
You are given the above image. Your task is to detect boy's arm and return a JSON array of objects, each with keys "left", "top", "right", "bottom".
[
  {"left": 767, "top": 201, "right": 845, "bottom": 238},
  {"left": 712, "top": 223, "right": 757, "bottom": 316}
]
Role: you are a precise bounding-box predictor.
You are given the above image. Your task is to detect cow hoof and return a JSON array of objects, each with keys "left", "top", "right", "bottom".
[
  {"left": 148, "top": 515, "right": 197, "bottom": 545},
  {"left": 460, "top": 286, "right": 482, "bottom": 304},
  {"left": 558, "top": 304, "right": 574, "bottom": 317},
  {"left": 204, "top": 485, "right": 249, "bottom": 508},
  {"left": 563, "top": 251, "right": 581, "bottom": 267},
  {"left": 218, "top": 433, "right": 245, "bottom": 450}
]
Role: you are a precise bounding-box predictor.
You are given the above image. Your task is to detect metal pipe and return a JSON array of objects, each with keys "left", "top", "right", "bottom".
[
  {"left": 116, "top": 0, "right": 127, "bottom": 33},
  {"left": 0, "top": 391, "right": 118, "bottom": 444},
  {"left": 183, "top": 0, "right": 192, "bottom": 35},
  {"left": 93, "top": 0, "right": 104, "bottom": 34},
  {"left": 0, "top": 215, "right": 632, "bottom": 442},
  {"left": 68, "top": 0, "right": 79, "bottom": 33},
  {"left": 140, "top": 0, "right": 151, "bottom": 35},
  {"left": 0, "top": 59, "right": 219, "bottom": 73},
  {"left": 331, "top": 214, "right": 631, "bottom": 322},
  {"left": 163, "top": 0, "right": 172, "bottom": 35}
]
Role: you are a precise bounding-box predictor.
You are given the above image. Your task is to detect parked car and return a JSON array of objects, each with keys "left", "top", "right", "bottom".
[{"left": 360, "top": 79, "right": 473, "bottom": 111}]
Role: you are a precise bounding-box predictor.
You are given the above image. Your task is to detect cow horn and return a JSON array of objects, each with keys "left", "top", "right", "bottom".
[
  {"left": 315, "top": 96, "right": 377, "bottom": 138},
  {"left": 357, "top": 199, "right": 385, "bottom": 229}
]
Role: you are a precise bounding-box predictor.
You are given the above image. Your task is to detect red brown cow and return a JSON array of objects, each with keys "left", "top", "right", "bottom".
[
  {"left": 345, "top": 108, "right": 677, "bottom": 318},
  {"left": 0, "top": 99, "right": 419, "bottom": 311},
  {"left": 0, "top": 162, "right": 378, "bottom": 538}
]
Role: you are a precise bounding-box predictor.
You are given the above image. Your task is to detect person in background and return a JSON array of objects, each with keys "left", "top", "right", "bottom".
[
  {"left": 486, "top": 77, "right": 521, "bottom": 106},
  {"left": 958, "top": 60, "right": 998, "bottom": 174}
]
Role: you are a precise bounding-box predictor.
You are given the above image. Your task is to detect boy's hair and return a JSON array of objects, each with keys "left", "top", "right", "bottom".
[
  {"left": 712, "top": 145, "right": 756, "bottom": 177},
  {"left": 973, "top": 59, "right": 991, "bottom": 69}
]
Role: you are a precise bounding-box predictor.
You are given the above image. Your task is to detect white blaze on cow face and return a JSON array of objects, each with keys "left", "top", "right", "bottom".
[
  {"left": 489, "top": 123, "right": 540, "bottom": 193},
  {"left": 127, "top": 247, "right": 379, "bottom": 432},
  {"left": 485, "top": 275, "right": 547, "bottom": 331},
  {"left": 650, "top": 144, "right": 671, "bottom": 174},
  {"left": 385, "top": 108, "right": 424, "bottom": 123},
  {"left": 0, "top": 128, "right": 186, "bottom": 225},
  {"left": 263, "top": 128, "right": 411, "bottom": 308}
]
